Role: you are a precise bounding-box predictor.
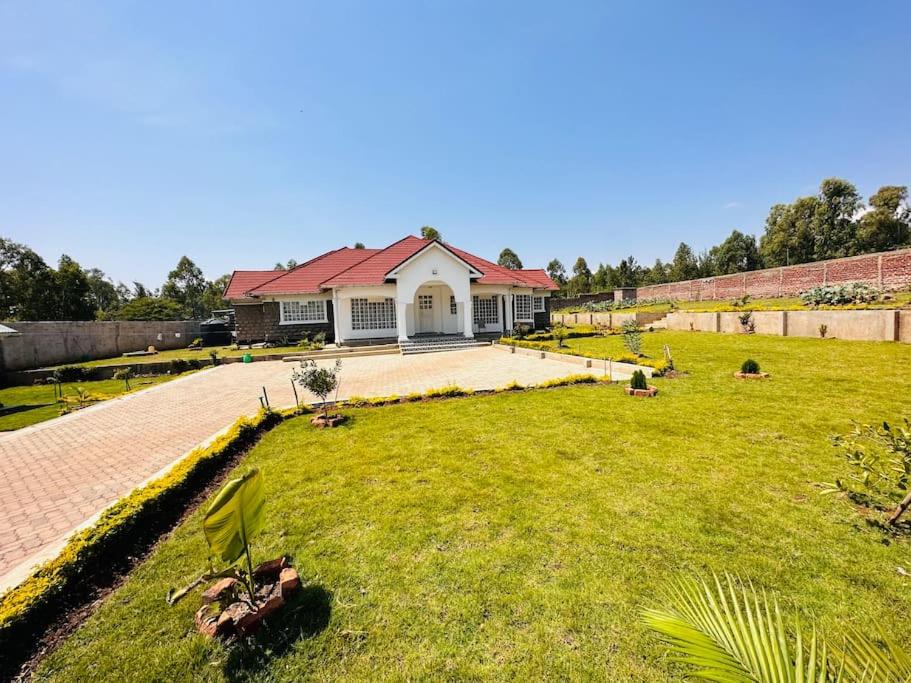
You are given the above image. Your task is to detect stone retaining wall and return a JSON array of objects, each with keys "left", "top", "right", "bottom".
[
  {"left": 637, "top": 247, "right": 911, "bottom": 302},
  {"left": 0, "top": 321, "right": 202, "bottom": 372},
  {"left": 549, "top": 311, "right": 667, "bottom": 328},
  {"left": 664, "top": 309, "right": 907, "bottom": 343}
]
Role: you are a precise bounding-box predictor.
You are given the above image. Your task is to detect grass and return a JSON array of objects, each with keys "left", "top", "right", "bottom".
[
  {"left": 33, "top": 331, "right": 911, "bottom": 681},
  {"left": 53, "top": 344, "right": 309, "bottom": 369},
  {"left": 554, "top": 289, "right": 911, "bottom": 314},
  {"left": 0, "top": 375, "right": 177, "bottom": 431}
]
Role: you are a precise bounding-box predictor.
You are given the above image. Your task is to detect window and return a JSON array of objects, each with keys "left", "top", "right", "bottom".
[
  {"left": 515, "top": 294, "right": 533, "bottom": 321},
  {"left": 450, "top": 295, "right": 457, "bottom": 315},
  {"left": 280, "top": 299, "right": 327, "bottom": 324},
  {"left": 534, "top": 296, "right": 546, "bottom": 313},
  {"left": 418, "top": 295, "right": 433, "bottom": 310},
  {"left": 472, "top": 295, "right": 499, "bottom": 325},
  {"left": 351, "top": 297, "right": 396, "bottom": 331}
]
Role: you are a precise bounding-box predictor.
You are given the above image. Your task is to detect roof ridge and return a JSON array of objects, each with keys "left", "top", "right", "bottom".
[
  {"left": 248, "top": 247, "right": 351, "bottom": 294},
  {"left": 320, "top": 235, "right": 424, "bottom": 287}
]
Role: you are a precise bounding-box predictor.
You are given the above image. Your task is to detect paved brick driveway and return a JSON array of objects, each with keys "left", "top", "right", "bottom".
[{"left": 0, "top": 346, "right": 611, "bottom": 591}]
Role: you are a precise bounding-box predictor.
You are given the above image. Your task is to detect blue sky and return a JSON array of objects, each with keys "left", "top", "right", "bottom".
[{"left": 2, "top": 1, "right": 909, "bottom": 287}]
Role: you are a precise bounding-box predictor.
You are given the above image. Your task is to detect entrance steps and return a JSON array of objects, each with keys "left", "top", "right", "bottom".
[
  {"left": 282, "top": 343, "right": 399, "bottom": 362},
  {"left": 399, "top": 336, "right": 491, "bottom": 355}
]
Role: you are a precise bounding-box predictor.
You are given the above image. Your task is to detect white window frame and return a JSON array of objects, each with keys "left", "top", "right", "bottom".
[
  {"left": 350, "top": 297, "right": 397, "bottom": 331},
  {"left": 279, "top": 299, "right": 328, "bottom": 325},
  {"left": 533, "top": 296, "right": 546, "bottom": 313},
  {"left": 472, "top": 295, "right": 499, "bottom": 325},
  {"left": 514, "top": 294, "right": 533, "bottom": 322},
  {"left": 449, "top": 295, "right": 457, "bottom": 315}
]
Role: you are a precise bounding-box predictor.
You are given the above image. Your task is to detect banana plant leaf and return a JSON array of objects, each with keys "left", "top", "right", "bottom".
[{"left": 203, "top": 468, "right": 266, "bottom": 565}]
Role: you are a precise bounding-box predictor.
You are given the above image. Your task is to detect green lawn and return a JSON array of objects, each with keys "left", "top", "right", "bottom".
[
  {"left": 34, "top": 331, "right": 911, "bottom": 681},
  {"left": 554, "top": 289, "right": 911, "bottom": 314},
  {"left": 0, "top": 375, "right": 177, "bottom": 431},
  {"left": 52, "top": 344, "right": 309, "bottom": 369}
]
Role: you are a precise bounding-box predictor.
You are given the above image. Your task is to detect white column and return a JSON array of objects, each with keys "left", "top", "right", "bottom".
[
  {"left": 332, "top": 291, "right": 343, "bottom": 345},
  {"left": 462, "top": 298, "right": 473, "bottom": 338},
  {"left": 397, "top": 301, "right": 409, "bottom": 341},
  {"left": 505, "top": 293, "right": 514, "bottom": 332}
]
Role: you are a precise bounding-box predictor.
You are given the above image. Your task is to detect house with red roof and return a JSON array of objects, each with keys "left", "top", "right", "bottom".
[{"left": 224, "top": 236, "right": 559, "bottom": 345}]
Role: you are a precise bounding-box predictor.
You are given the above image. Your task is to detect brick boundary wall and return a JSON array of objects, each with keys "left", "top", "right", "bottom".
[{"left": 636, "top": 247, "right": 911, "bottom": 302}]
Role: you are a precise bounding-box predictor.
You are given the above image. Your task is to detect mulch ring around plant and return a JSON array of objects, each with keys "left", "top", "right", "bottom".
[
  {"left": 310, "top": 414, "right": 347, "bottom": 428},
  {"left": 733, "top": 372, "right": 770, "bottom": 380}
]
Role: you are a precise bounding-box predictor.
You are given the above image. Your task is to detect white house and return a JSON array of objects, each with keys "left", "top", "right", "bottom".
[{"left": 224, "top": 236, "right": 559, "bottom": 345}]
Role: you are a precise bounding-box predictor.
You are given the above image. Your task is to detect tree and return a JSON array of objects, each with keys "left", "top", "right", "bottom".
[
  {"left": 616, "top": 255, "right": 641, "bottom": 287},
  {"left": 53, "top": 254, "right": 94, "bottom": 320},
  {"left": 568, "top": 257, "right": 592, "bottom": 294},
  {"left": 546, "top": 258, "right": 567, "bottom": 286},
  {"left": 201, "top": 274, "right": 231, "bottom": 317},
  {"left": 272, "top": 259, "right": 297, "bottom": 271},
  {"left": 856, "top": 185, "right": 910, "bottom": 252},
  {"left": 758, "top": 197, "right": 818, "bottom": 267},
  {"left": 84, "top": 268, "right": 126, "bottom": 316},
  {"left": 642, "top": 259, "right": 669, "bottom": 285},
  {"left": 420, "top": 226, "right": 441, "bottom": 241},
  {"left": 353, "top": 242, "right": 366, "bottom": 249},
  {"left": 591, "top": 263, "right": 611, "bottom": 291},
  {"left": 710, "top": 230, "right": 762, "bottom": 275},
  {"left": 813, "top": 177, "right": 861, "bottom": 259},
  {"left": 0, "top": 236, "right": 56, "bottom": 320},
  {"left": 162, "top": 256, "right": 208, "bottom": 319},
  {"left": 114, "top": 296, "right": 189, "bottom": 321},
  {"left": 669, "top": 243, "right": 699, "bottom": 282},
  {"left": 132, "top": 281, "right": 153, "bottom": 298},
  {"left": 497, "top": 248, "right": 523, "bottom": 270}
]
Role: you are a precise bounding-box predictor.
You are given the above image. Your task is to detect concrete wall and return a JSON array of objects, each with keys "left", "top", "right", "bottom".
[
  {"left": 637, "top": 247, "right": 911, "bottom": 302},
  {"left": 550, "top": 311, "right": 666, "bottom": 328},
  {"left": 0, "top": 320, "right": 202, "bottom": 372},
  {"left": 664, "top": 309, "right": 906, "bottom": 343}
]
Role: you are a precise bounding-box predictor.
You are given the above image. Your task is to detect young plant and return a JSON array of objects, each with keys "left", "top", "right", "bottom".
[
  {"left": 620, "top": 319, "right": 643, "bottom": 356},
  {"left": 740, "top": 358, "right": 760, "bottom": 374},
  {"left": 209, "top": 350, "right": 219, "bottom": 366},
  {"left": 113, "top": 368, "right": 132, "bottom": 390},
  {"left": 643, "top": 573, "right": 911, "bottom": 682},
  {"left": 552, "top": 323, "right": 568, "bottom": 348},
  {"left": 823, "top": 419, "right": 911, "bottom": 525},
  {"left": 312, "top": 331, "right": 327, "bottom": 349},
  {"left": 292, "top": 358, "right": 342, "bottom": 420},
  {"left": 819, "top": 323, "right": 828, "bottom": 338},
  {"left": 629, "top": 369, "right": 648, "bottom": 391},
  {"left": 738, "top": 311, "right": 755, "bottom": 334},
  {"left": 168, "top": 468, "right": 266, "bottom": 604}
]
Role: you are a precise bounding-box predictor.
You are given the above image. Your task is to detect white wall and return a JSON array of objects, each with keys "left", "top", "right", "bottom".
[{"left": 334, "top": 285, "right": 398, "bottom": 341}]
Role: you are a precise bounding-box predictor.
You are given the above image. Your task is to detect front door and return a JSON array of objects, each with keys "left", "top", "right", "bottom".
[{"left": 417, "top": 293, "right": 434, "bottom": 333}]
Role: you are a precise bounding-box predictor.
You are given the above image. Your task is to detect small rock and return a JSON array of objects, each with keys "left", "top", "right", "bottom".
[
  {"left": 253, "top": 556, "right": 289, "bottom": 580},
  {"left": 195, "top": 603, "right": 222, "bottom": 638},
  {"left": 279, "top": 567, "right": 301, "bottom": 598},
  {"left": 219, "top": 600, "right": 254, "bottom": 634},
  {"left": 236, "top": 585, "right": 285, "bottom": 636},
  {"left": 201, "top": 577, "right": 239, "bottom": 605}
]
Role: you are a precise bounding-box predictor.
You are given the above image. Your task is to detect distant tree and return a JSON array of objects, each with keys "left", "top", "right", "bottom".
[
  {"left": 813, "top": 177, "right": 861, "bottom": 260},
  {"left": 273, "top": 259, "right": 297, "bottom": 271},
  {"left": 84, "top": 268, "right": 125, "bottom": 316},
  {"left": 759, "top": 196, "right": 818, "bottom": 267},
  {"left": 546, "top": 258, "right": 567, "bottom": 286},
  {"left": 616, "top": 255, "right": 641, "bottom": 287},
  {"left": 669, "top": 243, "right": 699, "bottom": 282},
  {"left": 114, "top": 296, "right": 189, "bottom": 321},
  {"left": 420, "top": 226, "right": 441, "bottom": 241},
  {"left": 856, "top": 186, "right": 910, "bottom": 252},
  {"left": 497, "top": 248, "right": 523, "bottom": 270},
  {"left": 591, "top": 263, "right": 610, "bottom": 291},
  {"left": 286, "top": 259, "right": 298, "bottom": 269},
  {"left": 274, "top": 262, "right": 285, "bottom": 270},
  {"left": 569, "top": 257, "right": 592, "bottom": 294},
  {"left": 132, "top": 281, "right": 153, "bottom": 299},
  {"left": 0, "top": 236, "right": 56, "bottom": 320},
  {"left": 643, "top": 259, "right": 669, "bottom": 285},
  {"left": 201, "top": 274, "right": 232, "bottom": 317},
  {"left": 162, "top": 256, "right": 208, "bottom": 319},
  {"left": 53, "top": 254, "right": 94, "bottom": 320},
  {"left": 354, "top": 242, "right": 366, "bottom": 249},
  {"left": 696, "top": 249, "right": 716, "bottom": 278},
  {"left": 710, "top": 230, "right": 762, "bottom": 274}
]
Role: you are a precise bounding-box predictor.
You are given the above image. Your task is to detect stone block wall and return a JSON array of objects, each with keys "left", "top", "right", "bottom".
[
  {"left": 234, "top": 302, "right": 335, "bottom": 344},
  {"left": 637, "top": 247, "right": 911, "bottom": 302}
]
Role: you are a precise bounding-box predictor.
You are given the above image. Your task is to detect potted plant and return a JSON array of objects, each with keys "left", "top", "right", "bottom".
[
  {"left": 734, "top": 358, "right": 769, "bottom": 379},
  {"left": 625, "top": 369, "right": 657, "bottom": 397},
  {"left": 293, "top": 358, "right": 345, "bottom": 427},
  {"left": 168, "top": 468, "right": 301, "bottom": 639}
]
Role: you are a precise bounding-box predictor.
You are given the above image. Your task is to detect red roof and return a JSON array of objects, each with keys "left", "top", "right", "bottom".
[{"left": 225, "top": 237, "right": 558, "bottom": 299}]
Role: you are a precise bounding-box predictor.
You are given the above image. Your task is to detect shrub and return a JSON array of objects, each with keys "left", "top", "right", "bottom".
[
  {"left": 293, "top": 359, "right": 341, "bottom": 420},
  {"left": 52, "top": 366, "right": 95, "bottom": 383},
  {"left": 501, "top": 380, "right": 524, "bottom": 392},
  {"left": 537, "top": 374, "right": 600, "bottom": 389},
  {"left": 630, "top": 370, "right": 648, "bottom": 390},
  {"left": 824, "top": 419, "right": 911, "bottom": 525},
  {"left": 738, "top": 311, "right": 755, "bottom": 334},
  {"left": 168, "top": 358, "right": 202, "bottom": 375},
  {"left": 800, "top": 283, "right": 881, "bottom": 307},
  {"left": 818, "top": 323, "right": 828, "bottom": 338},
  {"left": 312, "top": 332, "right": 327, "bottom": 349},
  {"left": 740, "top": 358, "right": 760, "bottom": 374},
  {"left": 112, "top": 368, "right": 132, "bottom": 390},
  {"left": 189, "top": 337, "right": 203, "bottom": 348},
  {"left": 552, "top": 323, "right": 568, "bottom": 348},
  {"left": 424, "top": 384, "right": 471, "bottom": 398},
  {"left": 620, "top": 319, "right": 642, "bottom": 356}
]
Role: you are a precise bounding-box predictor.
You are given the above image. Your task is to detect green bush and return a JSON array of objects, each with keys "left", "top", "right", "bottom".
[
  {"left": 620, "top": 319, "right": 643, "bottom": 356},
  {"left": 52, "top": 366, "right": 96, "bottom": 383},
  {"left": 800, "top": 283, "right": 881, "bottom": 307},
  {"left": 740, "top": 358, "right": 760, "bottom": 374},
  {"left": 630, "top": 370, "right": 648, "bottom": 390}
]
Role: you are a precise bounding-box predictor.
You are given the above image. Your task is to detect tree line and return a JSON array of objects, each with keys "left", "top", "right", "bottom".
[
  {"left": 545, "top": 179, "right": 910, "bottom": 296},
  {"left": 1, "top": 236, "right": 231, "bottom": 321}
]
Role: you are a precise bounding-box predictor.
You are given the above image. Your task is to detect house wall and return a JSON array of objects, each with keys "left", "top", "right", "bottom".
[
  {"left": 0, "top": 320, "right": 202, "bottom": 372},
  {"left": 334, "top": 285, "right": 399, "bottom": 341},
  {"left": 637, "top": 247, "right": 911, "bottom": 302},
  {"left": 234, "top": 301, "right": 334, "bottom": 344}
]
